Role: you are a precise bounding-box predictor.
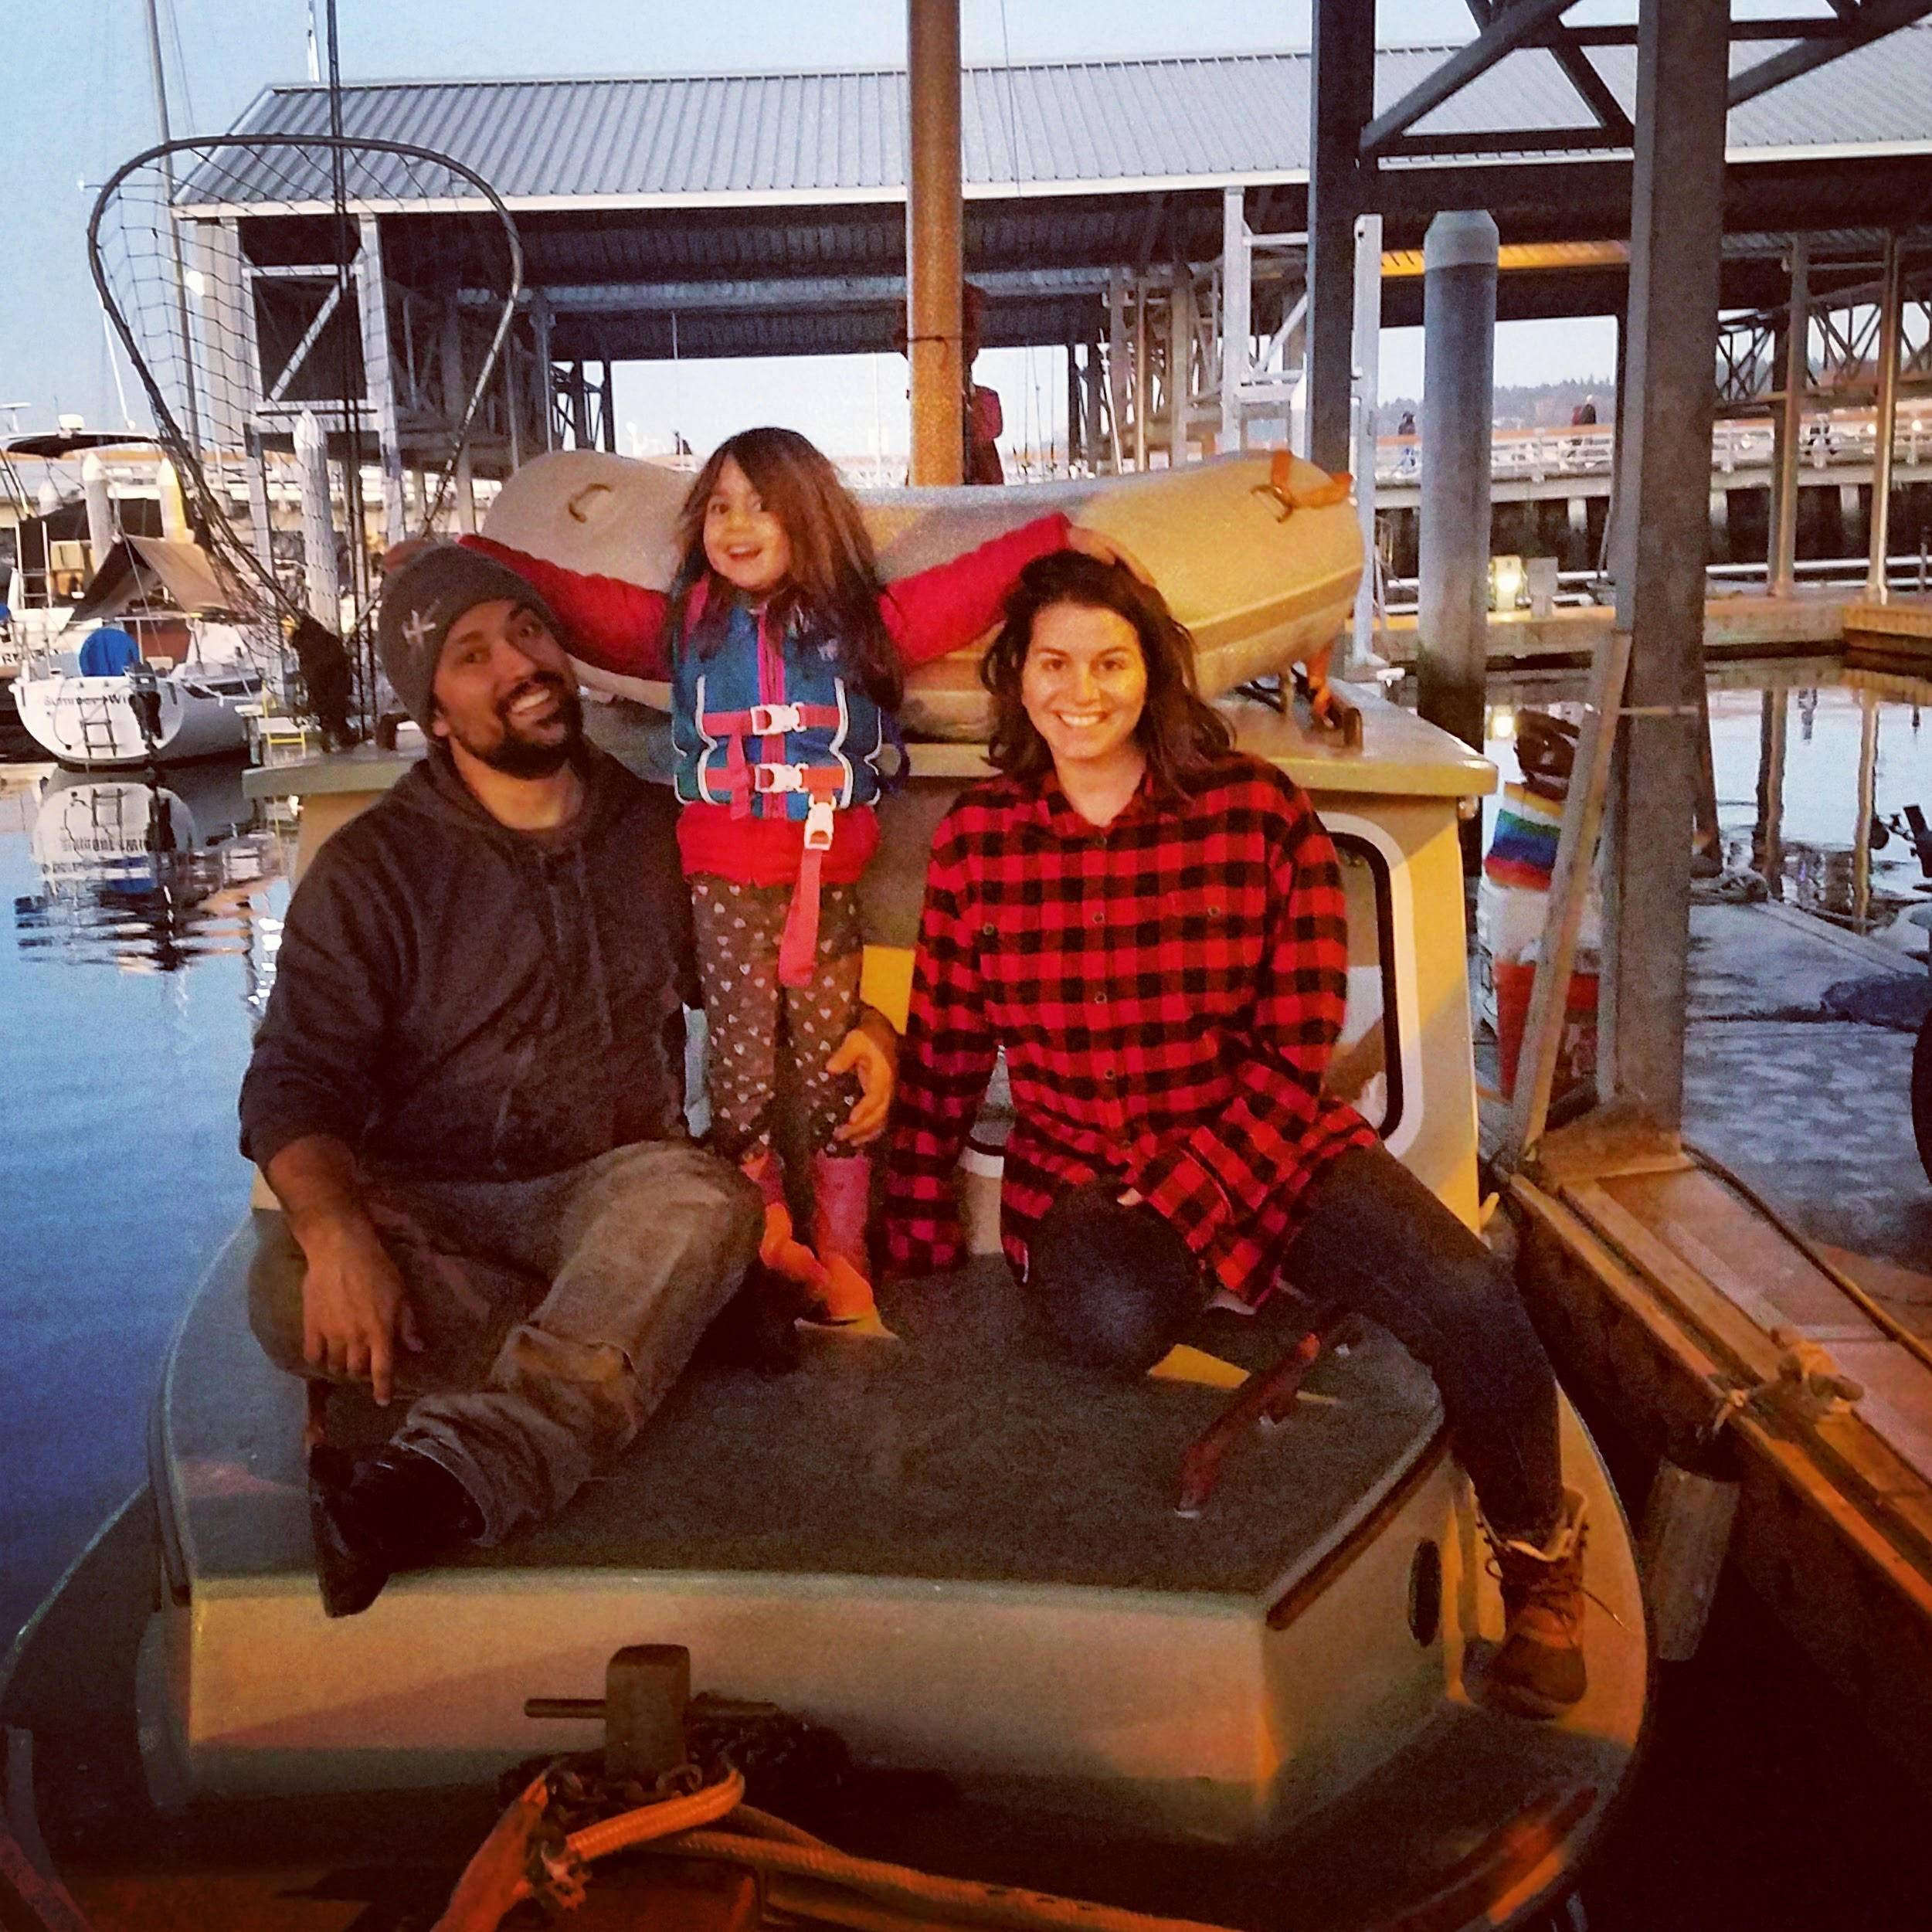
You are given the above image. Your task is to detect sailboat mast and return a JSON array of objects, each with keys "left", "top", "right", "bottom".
[{"left": 144, "top": 0, "right": 204, "bottom": 457}]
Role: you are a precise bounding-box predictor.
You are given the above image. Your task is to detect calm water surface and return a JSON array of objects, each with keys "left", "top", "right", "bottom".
[
  {"left": 0, "top": 684, "right": 1928, "bottom": 1925},
  {"left": 0, "top": 759, "right": 286, "bottom": 1648}
]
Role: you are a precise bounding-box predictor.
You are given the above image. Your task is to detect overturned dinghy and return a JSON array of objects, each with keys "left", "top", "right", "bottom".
[{"left": 477, "top": 449, "right": 1363, "bottom": 741}]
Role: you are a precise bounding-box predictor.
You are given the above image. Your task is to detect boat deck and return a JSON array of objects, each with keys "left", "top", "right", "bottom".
[{"left": 168, "top": 1217, "right": 1445, "bottom": 1601}]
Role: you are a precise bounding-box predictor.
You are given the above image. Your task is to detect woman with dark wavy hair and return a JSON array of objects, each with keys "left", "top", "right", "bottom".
[
  {"left": 977, "top": 548, "right": 1232, "bottom": 797},
  {"left": 883, "top": 555, "right": 1589, "bottom": 1722}
]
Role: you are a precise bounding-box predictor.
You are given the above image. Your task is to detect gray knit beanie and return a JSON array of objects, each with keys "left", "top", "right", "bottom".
[{"left": 376, "top": 544, "right": 560, "bottom": 728}]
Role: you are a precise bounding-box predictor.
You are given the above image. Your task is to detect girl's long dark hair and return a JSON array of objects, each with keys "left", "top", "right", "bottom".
[
  {"left": 667, "top": 427, "right": 902, "bottom": 709},
  {"left": 980, "top": 550, "right": 1233, "bottom": 793}
]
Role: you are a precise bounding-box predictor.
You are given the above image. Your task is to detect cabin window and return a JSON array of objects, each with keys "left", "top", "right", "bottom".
[{"left": 1329, "top": 834, "right": 1404, "bottom": 1142}]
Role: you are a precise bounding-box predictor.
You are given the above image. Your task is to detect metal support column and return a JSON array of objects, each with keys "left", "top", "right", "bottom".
[
  {"left": 1417, "top": 209, "right": 1498, "bottom": 769},
  {"left": 1601, "top": 0, "right": 1730, "bottom": 1136},
  {"left": 1771, "top": 239, "right": 1808, "bottom": 598},
  {"left": 1868, "top": 233, "right": 1903, "bottom": 600},
  {"left": 531, "top": 295, "right": 556, "bottom": 453},
  {"left": 1107, "top": 272, "right": 1129, "bottom": 473},
  {"left": 355, "top": 216, "right": 407, "bottom": 545},
  {"left": 442, "top": 305, "right": 476, "bottom": 533},
  {"left": 1168, "top": 259, "right": 1190, "bottom": 466},
  {"left": 1132, "top": 279, "right": 1149, "bottom": 470},
  {"left": 906, "top": 0, "right": 964, "bottom": 487},
  {"left": 569, "top": 365, "right": 592, "bottom": 450},
  {"left": 1221, "top": 187, "right": 1251, "bottom": 452},
  {"left": 243, "top": 427, "right": 275, "bottom": 576},
  {"left": 1306, "top": 0, "right": 1377, "bottom": 474},
  {"left": 1350, "top": 212, "right": 1383, "bottom": 672},
  {"left": 295, "top": 408, "right": 339, "bottom": 629},
  {"left": 1086, "top": 328, "right": 1108, "bottom": 474},
  {"left": 1067, "top": 341, "right": 1084, "bottom": 468}
]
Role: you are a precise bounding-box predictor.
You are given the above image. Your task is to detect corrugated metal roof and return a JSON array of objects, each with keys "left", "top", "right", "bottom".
[{"left": 201, "top": 27, "right": 1932, "bottom": 212}]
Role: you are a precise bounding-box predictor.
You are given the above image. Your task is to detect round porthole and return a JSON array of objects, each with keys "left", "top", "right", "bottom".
[{"left": 1408, "top": 1539, "right": 1443, "bottom": 1647}]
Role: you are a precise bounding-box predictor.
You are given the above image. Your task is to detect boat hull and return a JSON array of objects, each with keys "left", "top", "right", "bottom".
[
  {"left": 13, "top": 669, "right": 253, "bottom": 768},
  {"left": 1513, "top": 1142, "right": 1932, "bottom": 1807}
]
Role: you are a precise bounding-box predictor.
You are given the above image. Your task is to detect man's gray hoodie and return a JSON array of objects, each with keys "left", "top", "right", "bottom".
[{"left": 240, "top": 745, "right": 698, "bottom": 1184}]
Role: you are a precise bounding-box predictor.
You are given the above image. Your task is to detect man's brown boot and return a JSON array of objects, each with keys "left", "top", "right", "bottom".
[{"left": 1483, "top": 1486, "right": 1588, "bottom": 1719}]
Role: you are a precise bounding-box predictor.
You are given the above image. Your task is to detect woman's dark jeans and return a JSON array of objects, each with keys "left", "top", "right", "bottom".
[{"left": 1031, "top": 1143, "right": 1564, "bottom": 1545}]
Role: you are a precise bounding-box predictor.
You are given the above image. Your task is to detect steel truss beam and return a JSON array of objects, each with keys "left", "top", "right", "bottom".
[
  {"left": 1730, "top": 0, "right": 1932, "bottom": 106},
  {"left": 1361, "top": 0, "right": 1581, "bottom": 160},
  {"left": 1366, "top": 0, "right": 1932, "bottom": 165},
  {"left": 1713, "top": 253, "right": 1932, "bottom": 410}
]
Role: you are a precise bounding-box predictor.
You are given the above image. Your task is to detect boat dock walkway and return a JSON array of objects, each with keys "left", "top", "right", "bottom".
[
  {"left": 1678, "top": 900, "right": 1931, "bottom": 1320},
  {"left": 1483, "top": 896, "right": 1930, "bottom": 1326}
]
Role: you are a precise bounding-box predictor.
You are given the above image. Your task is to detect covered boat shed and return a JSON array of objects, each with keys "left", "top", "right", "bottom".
[
  {"left": 186, "top": 0, "right": 1930, "bottom": 1146},
  {"left": 193, "top": 15, "right": 1932, "bottom": 480}
]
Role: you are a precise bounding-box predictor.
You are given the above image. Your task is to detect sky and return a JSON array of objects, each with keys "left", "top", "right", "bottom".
[{"left": 0, "top": 2, "right": 1833, "bottom": 461}]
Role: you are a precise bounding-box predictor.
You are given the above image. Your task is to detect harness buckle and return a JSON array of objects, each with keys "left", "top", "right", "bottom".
[
  {"left": 804, "top": 798, "right": 837, "bottom": 851},
  {"left": 752, "top": 762, "right": 807, "bottom": 794},
  {"left": 748, "top": 701, "right": 805, "bottom": 735}
]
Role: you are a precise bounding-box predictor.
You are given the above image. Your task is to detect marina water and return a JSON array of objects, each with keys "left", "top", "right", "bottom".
[{"left": 1, "top": 680, "right": 1928, "bottom": 1924}]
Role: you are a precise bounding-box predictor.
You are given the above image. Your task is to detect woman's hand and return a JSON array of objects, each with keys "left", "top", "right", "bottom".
[
  {"left": 1064, "top": 524, "right": 1156, "bottom": 586},
  {"left": 828, "top": 1007, "right": 899, "bottom": 1146}
]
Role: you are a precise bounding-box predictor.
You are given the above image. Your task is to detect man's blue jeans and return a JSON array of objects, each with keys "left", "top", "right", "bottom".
[{"left": 251, "top": 1139, "right": 761, "bottom": 1543}]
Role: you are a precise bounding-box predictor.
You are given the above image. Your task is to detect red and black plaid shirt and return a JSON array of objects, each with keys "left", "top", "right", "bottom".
[{"left": 882, "top": 754, "right": 1378, "bottom": 1303}]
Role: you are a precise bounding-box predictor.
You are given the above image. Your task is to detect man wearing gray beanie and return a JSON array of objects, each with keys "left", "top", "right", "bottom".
[{"left": 240, "top": 545, "right": 894, "bottom": 1615}]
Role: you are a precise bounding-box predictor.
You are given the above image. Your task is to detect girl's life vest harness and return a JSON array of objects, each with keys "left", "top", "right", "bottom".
[{"left": 671, "top": 589, "right": 893, "bottom": 988}]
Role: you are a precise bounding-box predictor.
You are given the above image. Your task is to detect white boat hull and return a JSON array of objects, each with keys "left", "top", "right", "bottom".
[{"left": 14, "top": 667, "right": 256, "bottom": 767}]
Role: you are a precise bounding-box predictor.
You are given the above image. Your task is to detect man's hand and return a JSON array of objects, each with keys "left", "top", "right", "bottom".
[
  {"left": 266, "top": 1135, "right": 423, "bottom": 1407},
  {"left": 1064, "top": 524, "right": 1156, "bottom": 586},
  {"left": 300, "top": 1214, "right": 423, "bottom": 1407},
  {"left": 828, "top": 1007, "right": 898, "bottom": 1146}
]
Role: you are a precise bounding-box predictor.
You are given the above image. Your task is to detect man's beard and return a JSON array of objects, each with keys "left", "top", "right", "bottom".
[{"left": 448, "top": 675, "right": 584, "bottom": 777}]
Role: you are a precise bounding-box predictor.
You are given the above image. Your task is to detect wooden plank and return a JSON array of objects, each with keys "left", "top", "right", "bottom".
[
  {"left": 1515, "top": 1177, "right": 1932, "bottom": 1612},
  {"left": 1842, "top": 597, "right": 1932, "bottom": 640},
  {"left": 1565, "top": 1181, "right": 1786, "bottom": 1380},
  {"left": 1613, "top": 1167, "right": 1867, "bottom": 1334},
  {"left": 1559, "top": 1179, "right": 1932, "bottom": 1550}
]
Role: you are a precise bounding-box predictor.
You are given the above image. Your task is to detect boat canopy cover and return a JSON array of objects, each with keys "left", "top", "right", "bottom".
[
  {"left": 70, "top": 537, "right": 247, "bottom": 623},
  {"left": 76, "top": 626, "right": 142, "bottom": 677}
]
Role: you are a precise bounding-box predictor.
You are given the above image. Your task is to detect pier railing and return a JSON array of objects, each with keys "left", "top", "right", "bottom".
[{"left": 1374, "top": 409, "right": 1932, "bottom": 489}]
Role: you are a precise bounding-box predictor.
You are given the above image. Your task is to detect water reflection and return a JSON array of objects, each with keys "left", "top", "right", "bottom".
[
  {"left": 1486, "top": 667, "right": 1931, "bottom": 947},
  {"left": 11, "top": 761, "right": 289, "bottom": 1003}
]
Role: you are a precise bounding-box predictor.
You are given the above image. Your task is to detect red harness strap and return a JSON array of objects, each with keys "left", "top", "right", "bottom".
[
  {"left": 698, "top": 701, "right": 845, "bottom": 822},
  {"left": 695, "top": 705, "right": 852, "bottom": 986}
]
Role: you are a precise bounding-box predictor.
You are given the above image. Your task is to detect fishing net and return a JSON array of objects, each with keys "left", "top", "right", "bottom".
[{"left": 87, "top": 134, "right": 523, "bottom": 734}]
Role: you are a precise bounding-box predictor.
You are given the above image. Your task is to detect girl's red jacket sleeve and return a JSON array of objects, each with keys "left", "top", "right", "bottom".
[
  {"left": 461, "top": 511, "right": 1071, "bottom": 679},
  {"left": 457, "top": 534, "right": 674, "bottom": 679},
  {"left": 878, "top": 513, "right": 1071, "bottom": 666}
]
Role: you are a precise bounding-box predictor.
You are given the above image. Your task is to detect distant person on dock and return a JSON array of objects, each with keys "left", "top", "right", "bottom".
[
  {"left": 882, "top": 552, "right": 1591, "bottom": 1720},
  {"left": 1570, "top": 396, "right": 1598, "bottom": 427},
  {"left": 238, "top": 544, "right": 896, "bottom": 1617}
]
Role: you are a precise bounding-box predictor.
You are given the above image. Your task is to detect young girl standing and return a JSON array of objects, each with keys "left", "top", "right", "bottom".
[{"left": 466, "top": 427, "right": 1115, "bottom": 1324}]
